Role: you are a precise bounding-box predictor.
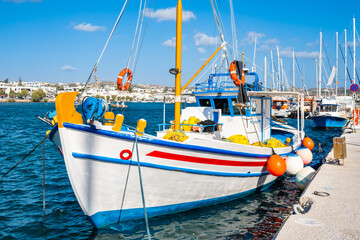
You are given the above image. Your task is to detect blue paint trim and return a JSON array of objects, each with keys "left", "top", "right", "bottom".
[
  {"left": 72, "top": 152, "right": 268, "bottom": 177},
  {"left": 63, "top": 122, "right": 278, "bottom": 158},
  {"left": 88, "top": 180, "right": 276, "bottom": 229},
  {"left": 312, "top": 115, "right": 348, "bottom": 128},
  {"left": 49, "top": 124, "right": 58, "bottom": 142}
]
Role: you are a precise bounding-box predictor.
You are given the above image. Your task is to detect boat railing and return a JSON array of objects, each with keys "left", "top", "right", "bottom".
[
  {"left": 194, "top": 72, "right": 264, "bottom": 93},
  {"left": 157, "top": 123, "right": 223, "bottom": 133}
]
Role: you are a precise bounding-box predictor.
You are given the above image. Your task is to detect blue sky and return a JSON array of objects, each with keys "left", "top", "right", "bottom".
[{"left": 1, "top": 0, "right": 360, "bottom": 90}]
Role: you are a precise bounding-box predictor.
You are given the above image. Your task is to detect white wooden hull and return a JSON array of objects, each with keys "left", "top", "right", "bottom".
[{"left": 58, "top": 122, "right": 301, "bottom": 228}]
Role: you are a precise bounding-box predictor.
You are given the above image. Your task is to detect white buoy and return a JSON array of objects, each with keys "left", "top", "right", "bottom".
[
  {"left": 296, "top": 147, "right": 313, "bottom": 165},
  {"left": 295, "top": 166, "right": 316, "bottom": 190},
  {"left": 285, "top": 154, "right": 304, "bottom": 175}
]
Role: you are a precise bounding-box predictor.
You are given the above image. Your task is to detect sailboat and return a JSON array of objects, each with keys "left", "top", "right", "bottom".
[{"left": 47, "top": 0, "right": 313, "bottom": 229}]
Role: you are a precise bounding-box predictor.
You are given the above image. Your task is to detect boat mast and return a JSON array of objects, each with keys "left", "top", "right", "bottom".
[
  {"left": 292, "top": 49, "right": 295, "bottom": 89},
  {"left": 345, "top": 29, "right": 347, "bottom": 96},
  {"left": 252, "top": 36, "right": 257, "bottom": 72},
  {"left": 277, "top": 46, "right": 281, "bottom": 91},
  {"left": 316, "top": 59, "right": 318, "bottom": 96},
  {"left": 264, "top": 56, "right": 267, "bottom": 91},
  {"left": 271, "top": 50, "right": 275, "bottom": 90},
  {"left": 174, "top": 0, "right": 182, "bottom": 131},
  {"left": 319, "top": 31, "right": 322, "bottom": 98},
  {"left": 353, "top": 17, "right": 356, "bottom": 84},
  {"left": 336, "top": 31, "right": 338, "bottom": 96}
]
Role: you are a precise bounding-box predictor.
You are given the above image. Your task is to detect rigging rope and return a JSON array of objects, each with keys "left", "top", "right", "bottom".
[
  {"left": 117, "top": 142, "right": 136, "bottom": 224},
  {"left": 210, "top": 0, "right": 229, "bottom": 67},
  {"left": 0, "top": 134, "right": 49, "bottom": 181},
  {"left": 322, "top": 38, "right": 333, "bottom": 71},
  {"left": 339, "top": 44, "right": 353, "bottom": 82},
  {"left": 134, "top": 130, "right": 151, "bottom": 240},
  {"left": 132, "top": 0, "right": 155, "bottom": 74},
  {"left": 126, "top": 0, "right": 146, "bottom": 70},
  {"left": 346, "top": 44, "right": 360, "bottom": 84},
  {"left": 294, "top": 55, "right": 308, "bottom": 96},
  {"left": 78, "top": 0, "right": 130, "bottom": 100}
]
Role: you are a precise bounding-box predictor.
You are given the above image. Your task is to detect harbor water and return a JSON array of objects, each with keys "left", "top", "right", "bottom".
[{"left": 0, "top": 102, "right": 342, "bottom": 239}]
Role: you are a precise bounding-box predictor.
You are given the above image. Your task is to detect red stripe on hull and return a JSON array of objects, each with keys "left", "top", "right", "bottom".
[{"left": 146, "top": 150, "right": 267, "bottom": 167}]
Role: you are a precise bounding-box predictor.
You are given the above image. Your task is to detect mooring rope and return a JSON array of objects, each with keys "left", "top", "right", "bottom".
[
  {"left": 117, "top": 141, "right": 136, "bottom": 224},
  {"left": 42, "top": 139, "right": 46, "bottom": 222},
  {"left": 0, "top": 134, "right": 49, "bottom": 181},
  {"left": 134, "top": 130, "right": 151, "bottom": 240}
]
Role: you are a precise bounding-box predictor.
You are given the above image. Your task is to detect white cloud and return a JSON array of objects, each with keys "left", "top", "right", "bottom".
[
  {"left": 296, "top": 51, "right": 320, "bottom": 58},
  {"left": 194, "top": 33, "right": 219, "bottom": 47},
  {"left": 348, "top": 41, "right": 359, "bottom": 47},
  {"left": 306, "top": 40, "right": 318, "bottom": 47},
  {"left": 162, "top": 37, "right": 176, "bottom": 48},
  {"left": 263, "top": 38, "right": 279, "bottom": 45},
  {"left": 240, "top": 31, "right": 266, "bottom": 46},
  {"left": 73, "top": 23, "right": 106, "bottom": 32},
  {"left": 258, "top": 45, "right": 272, "bottom": 51},
  {"left": 279, "top": 47, "right": 319, "bottom": 59},
  {"left": 146, "top": 7, "right": 195, "bottom": 22},
  {"left": 197, "top": 47, "right": 206, "bottom": 53},
  {"left": 4, "top": 0, "right": 41, "bottom": 3},
  {"left": 61, "top": 65, "right": 77, "bottom": 72}
]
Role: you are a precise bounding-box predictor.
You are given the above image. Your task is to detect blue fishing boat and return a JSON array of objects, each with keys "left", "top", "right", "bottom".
[{"left": 312, "top": 99, "right": 348, "bottom": 128}]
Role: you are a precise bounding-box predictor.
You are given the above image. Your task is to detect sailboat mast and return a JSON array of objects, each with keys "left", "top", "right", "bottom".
[
  {"left": 264, "top": 56, "right": 267, "bottom": 91},
  {"left": 174, "top": 0, "right": 182, "bottom": 131},
  {"left": 253, "top": 37, "right": 257, "bottom": 72},
  {"left": 353, "top": 17, "right": 356, "bottom": 84},
  {"left": 293, "top": 49, "right": 295, "bottom": 89},
  {"left": 336, "top": 31, "right": 338, "bottom": 96},
  {"left": 319, "top": 31, "right": 322, "bottom": 98},
  {"left": 277, "top": 46, "right": 281, "bottom": 91},
  {"left": 316, "top": 59, "right": 318, "bottom": 96},
  {"left": 271, "top": 50, "right": 275, "bottom": 90},
  {"left": 345, "top": 29, "right": 347, "bottom": 96}
]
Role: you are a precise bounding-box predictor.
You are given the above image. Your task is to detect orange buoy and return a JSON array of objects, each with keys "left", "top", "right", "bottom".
[
  {"left": 302, "top": 137, "right": 314, "bottom": 151},
  {"left": 267, "top": 154, "right": 286, "bottom": 176}
]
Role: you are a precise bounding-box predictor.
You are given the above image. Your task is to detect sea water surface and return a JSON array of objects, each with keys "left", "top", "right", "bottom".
[{"left": 0, "top": 102, "right": 342, "bottom": 239}]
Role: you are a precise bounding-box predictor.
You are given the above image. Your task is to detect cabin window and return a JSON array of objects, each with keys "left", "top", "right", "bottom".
[
  {"left": 199, "top": 98, "right": 211, "bottom": 107},
  {"left": 251, "top": 100, "right": 257, "bottom": 113},
  {"left": 213, "top": 98, "right": 230, "bottom": 115},
  {"left": 320, "top": 105, "right": 337, "bottom": 112}
]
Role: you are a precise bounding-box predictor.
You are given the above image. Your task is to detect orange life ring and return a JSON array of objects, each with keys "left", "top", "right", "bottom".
[
  {"left": 117, "top": 68, "right": 133, "bottom": 91},
  {"left": 229, "top": 61, "right": 245, "bottom": 86},
  {"left": 120, "top": 149, "right": 132, "bottom": 160}
]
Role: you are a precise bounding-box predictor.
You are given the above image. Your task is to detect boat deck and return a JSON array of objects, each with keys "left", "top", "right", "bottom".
[{"left": 275, "top": 125, "right": 360, "bottom": 239}]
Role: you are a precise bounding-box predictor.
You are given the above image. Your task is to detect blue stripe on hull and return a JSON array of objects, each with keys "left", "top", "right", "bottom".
[
  {"left": 312, "top": 116, "right": 348, "bottom": 128},
  {"left": 72, "top": 152, "right": 269, "bottom": 177},
  {"left": 89, "top": 180, "right": 275, "bottom": 229},
  {"left": 63, "top": 122, "right": 295, "bottom": 158}
]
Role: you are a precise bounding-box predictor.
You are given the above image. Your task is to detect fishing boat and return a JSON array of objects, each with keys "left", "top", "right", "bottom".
[
  {"left": 272, "top": 97, "right": 290, "bottom": 118},
  {"left": 312, "top": 98, "right": 348, "bottom": 128},
  {"left": 45, "top": 0, "right": 314, "bottom": 230}
]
